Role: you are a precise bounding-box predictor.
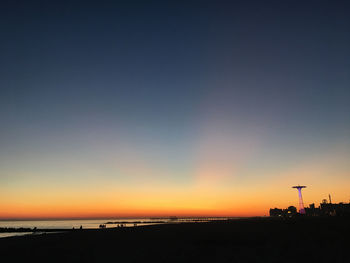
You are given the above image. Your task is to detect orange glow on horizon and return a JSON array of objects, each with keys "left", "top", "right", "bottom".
[{"left": 1, "top": 141, "right": 349, "bottom": 220}]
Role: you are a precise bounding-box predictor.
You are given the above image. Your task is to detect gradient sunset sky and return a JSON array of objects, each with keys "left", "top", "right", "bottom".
[{"left": 1, "top": 1, "right": 350, "bottom": 219}]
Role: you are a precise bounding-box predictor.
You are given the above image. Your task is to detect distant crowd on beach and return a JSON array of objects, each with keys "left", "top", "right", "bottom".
[{"left": 99, "top": 223, "right": 134, "bottom": 228}]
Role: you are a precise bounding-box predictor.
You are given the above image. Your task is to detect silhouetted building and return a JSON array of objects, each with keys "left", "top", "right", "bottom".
[
  {"left": 270, "top": 208, "right": 283, "bottom": 217},
  {"left": 319, "top": 201, "right": 350, "bottom": 216},
  {"left": 287, "top": 206, "right": 297, "bottom": 215},
  {"left": 271, "top": 200, "right": 350, "bottom": 217},
  {"left": 269, "top": 206, "right": 297, "bottom": 217}
]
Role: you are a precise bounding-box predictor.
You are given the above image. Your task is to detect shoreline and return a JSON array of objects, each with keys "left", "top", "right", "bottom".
[{"left": 1, "top": 217, "right": 349, "bottom": 262}]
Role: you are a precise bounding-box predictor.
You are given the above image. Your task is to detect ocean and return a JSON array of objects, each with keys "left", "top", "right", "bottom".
[
  {"left": 0, "top": 218, "right": 169, "bottom": 238},
  {"left": 0, "top": 217, "right": 232, "bottom": 238}
]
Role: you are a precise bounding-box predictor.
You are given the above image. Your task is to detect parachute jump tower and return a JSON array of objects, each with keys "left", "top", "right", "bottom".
[{"left": 292, "top": 185, "right": 306, "bottom": 214}]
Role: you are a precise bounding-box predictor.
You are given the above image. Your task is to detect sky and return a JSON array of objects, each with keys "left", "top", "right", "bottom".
[{"left": 0, "top": 0, "right": 350, "bottom": 219}]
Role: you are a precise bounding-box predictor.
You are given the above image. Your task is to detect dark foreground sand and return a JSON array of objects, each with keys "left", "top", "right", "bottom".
[{"left": 0, "top": 217, "right": 349, "bottom": 263}]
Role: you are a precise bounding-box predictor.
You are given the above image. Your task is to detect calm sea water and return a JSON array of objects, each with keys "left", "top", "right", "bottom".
[
  {"left": 0, "top": 218, "right": 159, "bottom": 229},
  {"left": 0, "top": 218, "right": 168, "bottom": 238},
  {"left": 0, "top": 217, "right": 233, "bottom": 238}
]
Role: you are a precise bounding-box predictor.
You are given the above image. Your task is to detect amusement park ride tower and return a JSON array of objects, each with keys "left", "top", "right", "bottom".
[{"left": 292, "top": 185, "right": 306, "bottom": 214}]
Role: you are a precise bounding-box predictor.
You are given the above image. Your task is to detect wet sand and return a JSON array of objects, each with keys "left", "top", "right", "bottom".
[{"left": 0, "top": 217, "right": 349, "bottom": 263}]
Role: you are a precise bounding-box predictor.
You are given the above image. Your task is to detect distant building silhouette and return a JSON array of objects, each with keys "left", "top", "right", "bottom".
[
  {"left": 270, "top": 206, "right": 297, "bottom": 217},
  {"left": 270, "top": 199, "right": 350, "bottom": 217}
]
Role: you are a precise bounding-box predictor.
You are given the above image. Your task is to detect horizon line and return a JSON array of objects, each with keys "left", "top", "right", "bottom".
[{"left": 0, "top": 216, "right": 258, "bottom": 221}]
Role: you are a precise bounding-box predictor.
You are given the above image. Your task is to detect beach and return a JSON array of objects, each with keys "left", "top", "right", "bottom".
[{"left": 0, "top": 217, "right": 349, "bottom": 263}]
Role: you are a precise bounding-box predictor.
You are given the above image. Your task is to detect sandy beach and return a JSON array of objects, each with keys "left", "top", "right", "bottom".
[{"left": 1, "top": 217, "right": 349, "bottom": 263}]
